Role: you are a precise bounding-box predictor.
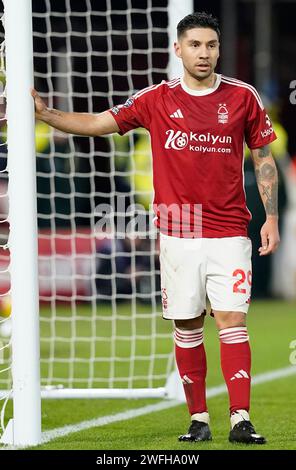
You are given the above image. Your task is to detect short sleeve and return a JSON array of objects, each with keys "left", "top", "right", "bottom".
[
  {"left": 108, "top": 87, "right": 153, "bottom": 135},
  {"left": 244, "top": 88, "right": 277, "bottom": 149}
]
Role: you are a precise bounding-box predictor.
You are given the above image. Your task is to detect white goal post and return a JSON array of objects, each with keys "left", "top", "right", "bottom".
[
  {"left": 0, "top": 0, "right": 192, "bottom": 446},
  {"left": 0, "top": 0, "right": 41, "bottom": 447}
]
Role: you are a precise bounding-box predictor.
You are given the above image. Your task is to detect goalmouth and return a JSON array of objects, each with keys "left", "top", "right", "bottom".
[{"left": 0, "top": 0, "right": 192, "bottom": 446}]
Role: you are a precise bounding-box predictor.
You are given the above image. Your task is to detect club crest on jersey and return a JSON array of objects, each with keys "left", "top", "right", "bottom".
[
  {"left": 217, "top": 103, "right": 228, "bottom": 124},
  {"left": 161, "top": 288, "right": 168, "bottom": 309}
]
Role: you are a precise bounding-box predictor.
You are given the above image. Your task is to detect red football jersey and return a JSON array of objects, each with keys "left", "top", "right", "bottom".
[{"left": 109, "top": 74, "right": 277, "bottom": 238}]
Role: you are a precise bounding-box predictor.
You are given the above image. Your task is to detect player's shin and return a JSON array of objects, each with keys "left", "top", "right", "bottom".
[
  {"left": 219, "top": 327, "right": 251, "bottom": 416},
  {"left": 174, "top": 327, "right": 208, "bottom": 421}
]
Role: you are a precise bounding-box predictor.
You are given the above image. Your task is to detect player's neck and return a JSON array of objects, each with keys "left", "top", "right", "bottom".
[{"left": 182, "top": 72, "right": 217, "bottom": 91}]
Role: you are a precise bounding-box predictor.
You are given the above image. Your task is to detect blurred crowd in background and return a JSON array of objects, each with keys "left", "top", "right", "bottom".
[{"left": 0, "top": 0, "right": 295, "bottom": 302}]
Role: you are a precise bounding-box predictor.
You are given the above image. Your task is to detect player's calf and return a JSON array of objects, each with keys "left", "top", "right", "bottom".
[{"left": 174, "top": 324, "right": 212, "bottom": 442}]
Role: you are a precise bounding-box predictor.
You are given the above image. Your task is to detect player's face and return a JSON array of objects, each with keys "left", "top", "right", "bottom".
[{"left": 174, "top": 28, "right": 220, "bottom": 80}]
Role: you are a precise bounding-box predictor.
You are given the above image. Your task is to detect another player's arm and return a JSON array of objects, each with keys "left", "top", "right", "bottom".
[
  {"left": 250, "top": 145, "right": 280, "bottom": 256},
  {"left": 31, "top": 89, "right": 119, "bottom": 136}
]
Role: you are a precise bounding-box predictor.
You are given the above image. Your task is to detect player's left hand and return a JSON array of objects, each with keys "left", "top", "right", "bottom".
[{"left": 258, "top": 216, "right": 280, "bottom": 256}]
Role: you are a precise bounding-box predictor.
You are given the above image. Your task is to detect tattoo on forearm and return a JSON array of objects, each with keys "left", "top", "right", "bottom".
[
  {"left": 257, "top": 145, "right": 270, "bottom": 158},
  {"left": 264, "top": 184, "right": 278, "bottom": 215},
  {"left": 255, "top": 162, "right": 278, "bottom": 216},
  {"left": 255, "top": 162, "right": 276, "bottom": 182}
]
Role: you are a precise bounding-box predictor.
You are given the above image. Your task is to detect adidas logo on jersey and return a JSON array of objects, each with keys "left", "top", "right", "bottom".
[
  {"left": 230, "top": 369, "right": 249, "bottom": 381},
  {"left": 170, "top": 109, "right": 183, "bottom": 118}
]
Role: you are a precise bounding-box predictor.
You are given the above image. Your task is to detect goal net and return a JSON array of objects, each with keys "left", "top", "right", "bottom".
[{"left": 0, "top": 0, "right": 185, "bottom": 400}]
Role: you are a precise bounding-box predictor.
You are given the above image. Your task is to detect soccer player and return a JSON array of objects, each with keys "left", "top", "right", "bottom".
[{"left": 32, "top": 11, "right": 280, "bottom": 444}]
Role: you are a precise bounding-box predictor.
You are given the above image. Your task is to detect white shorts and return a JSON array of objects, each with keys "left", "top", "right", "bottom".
[{"left": 159, "top": 233, "right": 252, "bottom": 320}]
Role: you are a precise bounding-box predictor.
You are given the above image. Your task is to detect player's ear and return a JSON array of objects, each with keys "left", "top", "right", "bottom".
[
  {"left": 174, "top": 41, "right": 182, "bottom": 58},
  {"left": 217, "top": 42, "right": 220, "bottom": 59}
]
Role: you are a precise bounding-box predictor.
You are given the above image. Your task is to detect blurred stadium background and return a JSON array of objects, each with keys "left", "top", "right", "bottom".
[{"left": 0, "top": 0, "right": 295, "bottom": 450}]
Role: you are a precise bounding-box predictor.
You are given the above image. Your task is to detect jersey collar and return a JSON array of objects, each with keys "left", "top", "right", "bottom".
[{"left": 180, "top": 73, "right": 221, "bottom": 96}]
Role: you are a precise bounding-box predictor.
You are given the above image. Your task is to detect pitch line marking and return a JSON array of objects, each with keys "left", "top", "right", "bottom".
[{"left": 2, "top": 365, "right": 296, "bottom": 449}]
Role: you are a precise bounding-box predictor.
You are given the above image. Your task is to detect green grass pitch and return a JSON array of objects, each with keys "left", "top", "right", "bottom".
[{"left": 1, "top": 299, "right": 296, "bottom": 450}]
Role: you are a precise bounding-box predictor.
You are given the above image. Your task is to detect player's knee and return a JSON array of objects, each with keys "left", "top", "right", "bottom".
[
  {"left": 213, "top": 311, "right": 246, "bottom": 330},
  {"left": 174, "top": 316, "right": 204, "bottom": 330}
]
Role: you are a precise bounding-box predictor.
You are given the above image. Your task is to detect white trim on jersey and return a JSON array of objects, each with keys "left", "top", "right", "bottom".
[
  {"left": 180, "top": 74, "right": 221, "bottom": 96},
  {"left": 133, "top": 78, "right": 180, "bottom": 100},
  {"left": 134, "top": 82, "right": 163, "bottom": 100},
  {"left": 167, "top": 78, "right": 180, "bottom": 86},
  {"left": 168, "top": 79, "right": 181, "bottom": 89},
  {"left": 221, "top": 76, "right": 264, "bottom": 110},
  {"left": 222, "top": 75, "right": 263, "bottom": 106},
  {"left": 169, "top": 108, "right": 183, "bottom": 118}
]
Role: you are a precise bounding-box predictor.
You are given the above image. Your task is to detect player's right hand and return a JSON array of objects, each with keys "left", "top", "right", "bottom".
[
  {"left": 31, "top": 88, "right": 47, "bottom": 119},
  {"left": 258, "top": 217, "right": 280, "bottom": 256}
]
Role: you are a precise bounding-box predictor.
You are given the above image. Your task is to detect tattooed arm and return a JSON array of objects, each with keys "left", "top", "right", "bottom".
[{"left": 250, "top": 145, "right": 280, "bottom": 256}]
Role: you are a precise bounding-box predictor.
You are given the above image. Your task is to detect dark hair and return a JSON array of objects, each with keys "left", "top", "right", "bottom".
[{"left": 177, "top": 11, "right": 220, "bottom": 40}]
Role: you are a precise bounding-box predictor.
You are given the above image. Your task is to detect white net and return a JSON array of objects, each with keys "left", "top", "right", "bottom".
[{"left": 0, "top": 0, "right": 175, "bottom": 394}]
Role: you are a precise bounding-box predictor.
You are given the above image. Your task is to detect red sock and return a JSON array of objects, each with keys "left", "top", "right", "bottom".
[
  {"left": 174, "top": 327, "right": 207, "bottom": 415},
  {"left": 219, "top": 327, "right": 251, "bottom": 414}
]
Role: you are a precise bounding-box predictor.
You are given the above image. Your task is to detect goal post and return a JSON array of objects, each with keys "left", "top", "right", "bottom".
[{"left": 0, "top": 0, "right": 41, "bottom": 446}]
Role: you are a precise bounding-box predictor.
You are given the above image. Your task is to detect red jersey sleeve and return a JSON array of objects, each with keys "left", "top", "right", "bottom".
[
  {"left": 244, "top": 87, "right": 277, "bottom": 149},
  {"left": 108, "top": 86, "right": 155, "bottom": 135}
]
